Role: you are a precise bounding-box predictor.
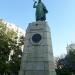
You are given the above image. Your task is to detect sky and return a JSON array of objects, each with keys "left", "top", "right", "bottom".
[{"left": 0, "top": 0, "right": 75, "bottom": 57}]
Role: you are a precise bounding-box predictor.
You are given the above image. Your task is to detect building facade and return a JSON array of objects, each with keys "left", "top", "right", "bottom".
[{"left": 66, "top": 43, "right": 75, "bottom": 53}]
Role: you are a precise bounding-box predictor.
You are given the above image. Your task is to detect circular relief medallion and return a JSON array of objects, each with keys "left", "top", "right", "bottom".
[{"left": 32, "top": 34, "right": 42, "bottom": 43}]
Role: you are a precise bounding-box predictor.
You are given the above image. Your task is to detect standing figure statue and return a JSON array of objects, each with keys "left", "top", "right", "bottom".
[{"left": 33, "top": 0, "right": 48, "bottom": 21}]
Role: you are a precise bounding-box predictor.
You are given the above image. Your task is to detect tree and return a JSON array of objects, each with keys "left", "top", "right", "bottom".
[
  {"left": 56, "top": 50, "right": 75, "bottom": 75},
  {"left": 0, "top": 22, "right": 10, "bottom": 74},
  {"left": 0, "top": 22, "right": 17, "bottom": 74},
  {"left": 8, "top": 35, "right": 24, "bottom": 75},
  {"left": 65, "top": 51, "right": 75, "bottom": 73},
  {"left": 0, "top": 22, "right": 25, "bottom": 75},
  {"left": 56, "top": 58, "right": 71, "bottom": 75}
]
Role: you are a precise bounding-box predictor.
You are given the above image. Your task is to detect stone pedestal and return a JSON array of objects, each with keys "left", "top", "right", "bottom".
[{"left": 19, "top": 21, "right": 56, "bottom": 75}]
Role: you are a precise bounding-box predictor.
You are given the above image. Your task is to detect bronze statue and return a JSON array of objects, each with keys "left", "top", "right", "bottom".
[{"left": 33, "top": 0, "right": 48, "bottom": 21}]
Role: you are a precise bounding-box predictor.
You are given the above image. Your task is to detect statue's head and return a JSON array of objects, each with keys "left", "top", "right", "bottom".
[{"left": 38, "top": 0, "right": 41, "bottom": 3}]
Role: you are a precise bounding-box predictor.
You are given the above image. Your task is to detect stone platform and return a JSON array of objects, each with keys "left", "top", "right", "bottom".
[{"left": 19, "top": 21, "right": 56, "bottom": 75}]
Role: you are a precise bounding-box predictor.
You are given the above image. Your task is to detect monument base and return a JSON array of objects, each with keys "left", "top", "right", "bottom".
[{"left": 19, "top": 21, "right": 56, "bottom": 75}]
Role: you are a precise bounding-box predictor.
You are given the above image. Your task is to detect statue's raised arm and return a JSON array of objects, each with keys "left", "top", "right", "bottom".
[
  {"left": 33, "top": 1, "right": 37, "bottom": 8},
  {"left": 33, "top": 0, "right": 48, "bottom": 21}
]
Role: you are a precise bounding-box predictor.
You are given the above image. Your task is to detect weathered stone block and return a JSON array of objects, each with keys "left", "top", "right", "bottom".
[{"left": 19, "top": 21, "right": 56, "bottom": 75}]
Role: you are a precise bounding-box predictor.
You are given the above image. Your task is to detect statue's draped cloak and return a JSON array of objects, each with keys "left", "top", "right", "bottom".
[{"left": 34, "top": 2, "right": 48, "bottom": 21}]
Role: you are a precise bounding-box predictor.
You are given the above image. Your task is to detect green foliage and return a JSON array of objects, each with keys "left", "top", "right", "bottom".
[
  {"left": 0, "top": 22, "right": 24, "bottom": 74},
  {"left": 56, "top": 50, "right": 75, "bottom": 75},
  {"left": 9, "top": 40, "right": 22, "bottom": 73},
  {"left": 0, "top": 23, "right": 10, "bottom": 72},
  {"left": 65, "top": 51, "right": 75, "bottom": 72}
]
